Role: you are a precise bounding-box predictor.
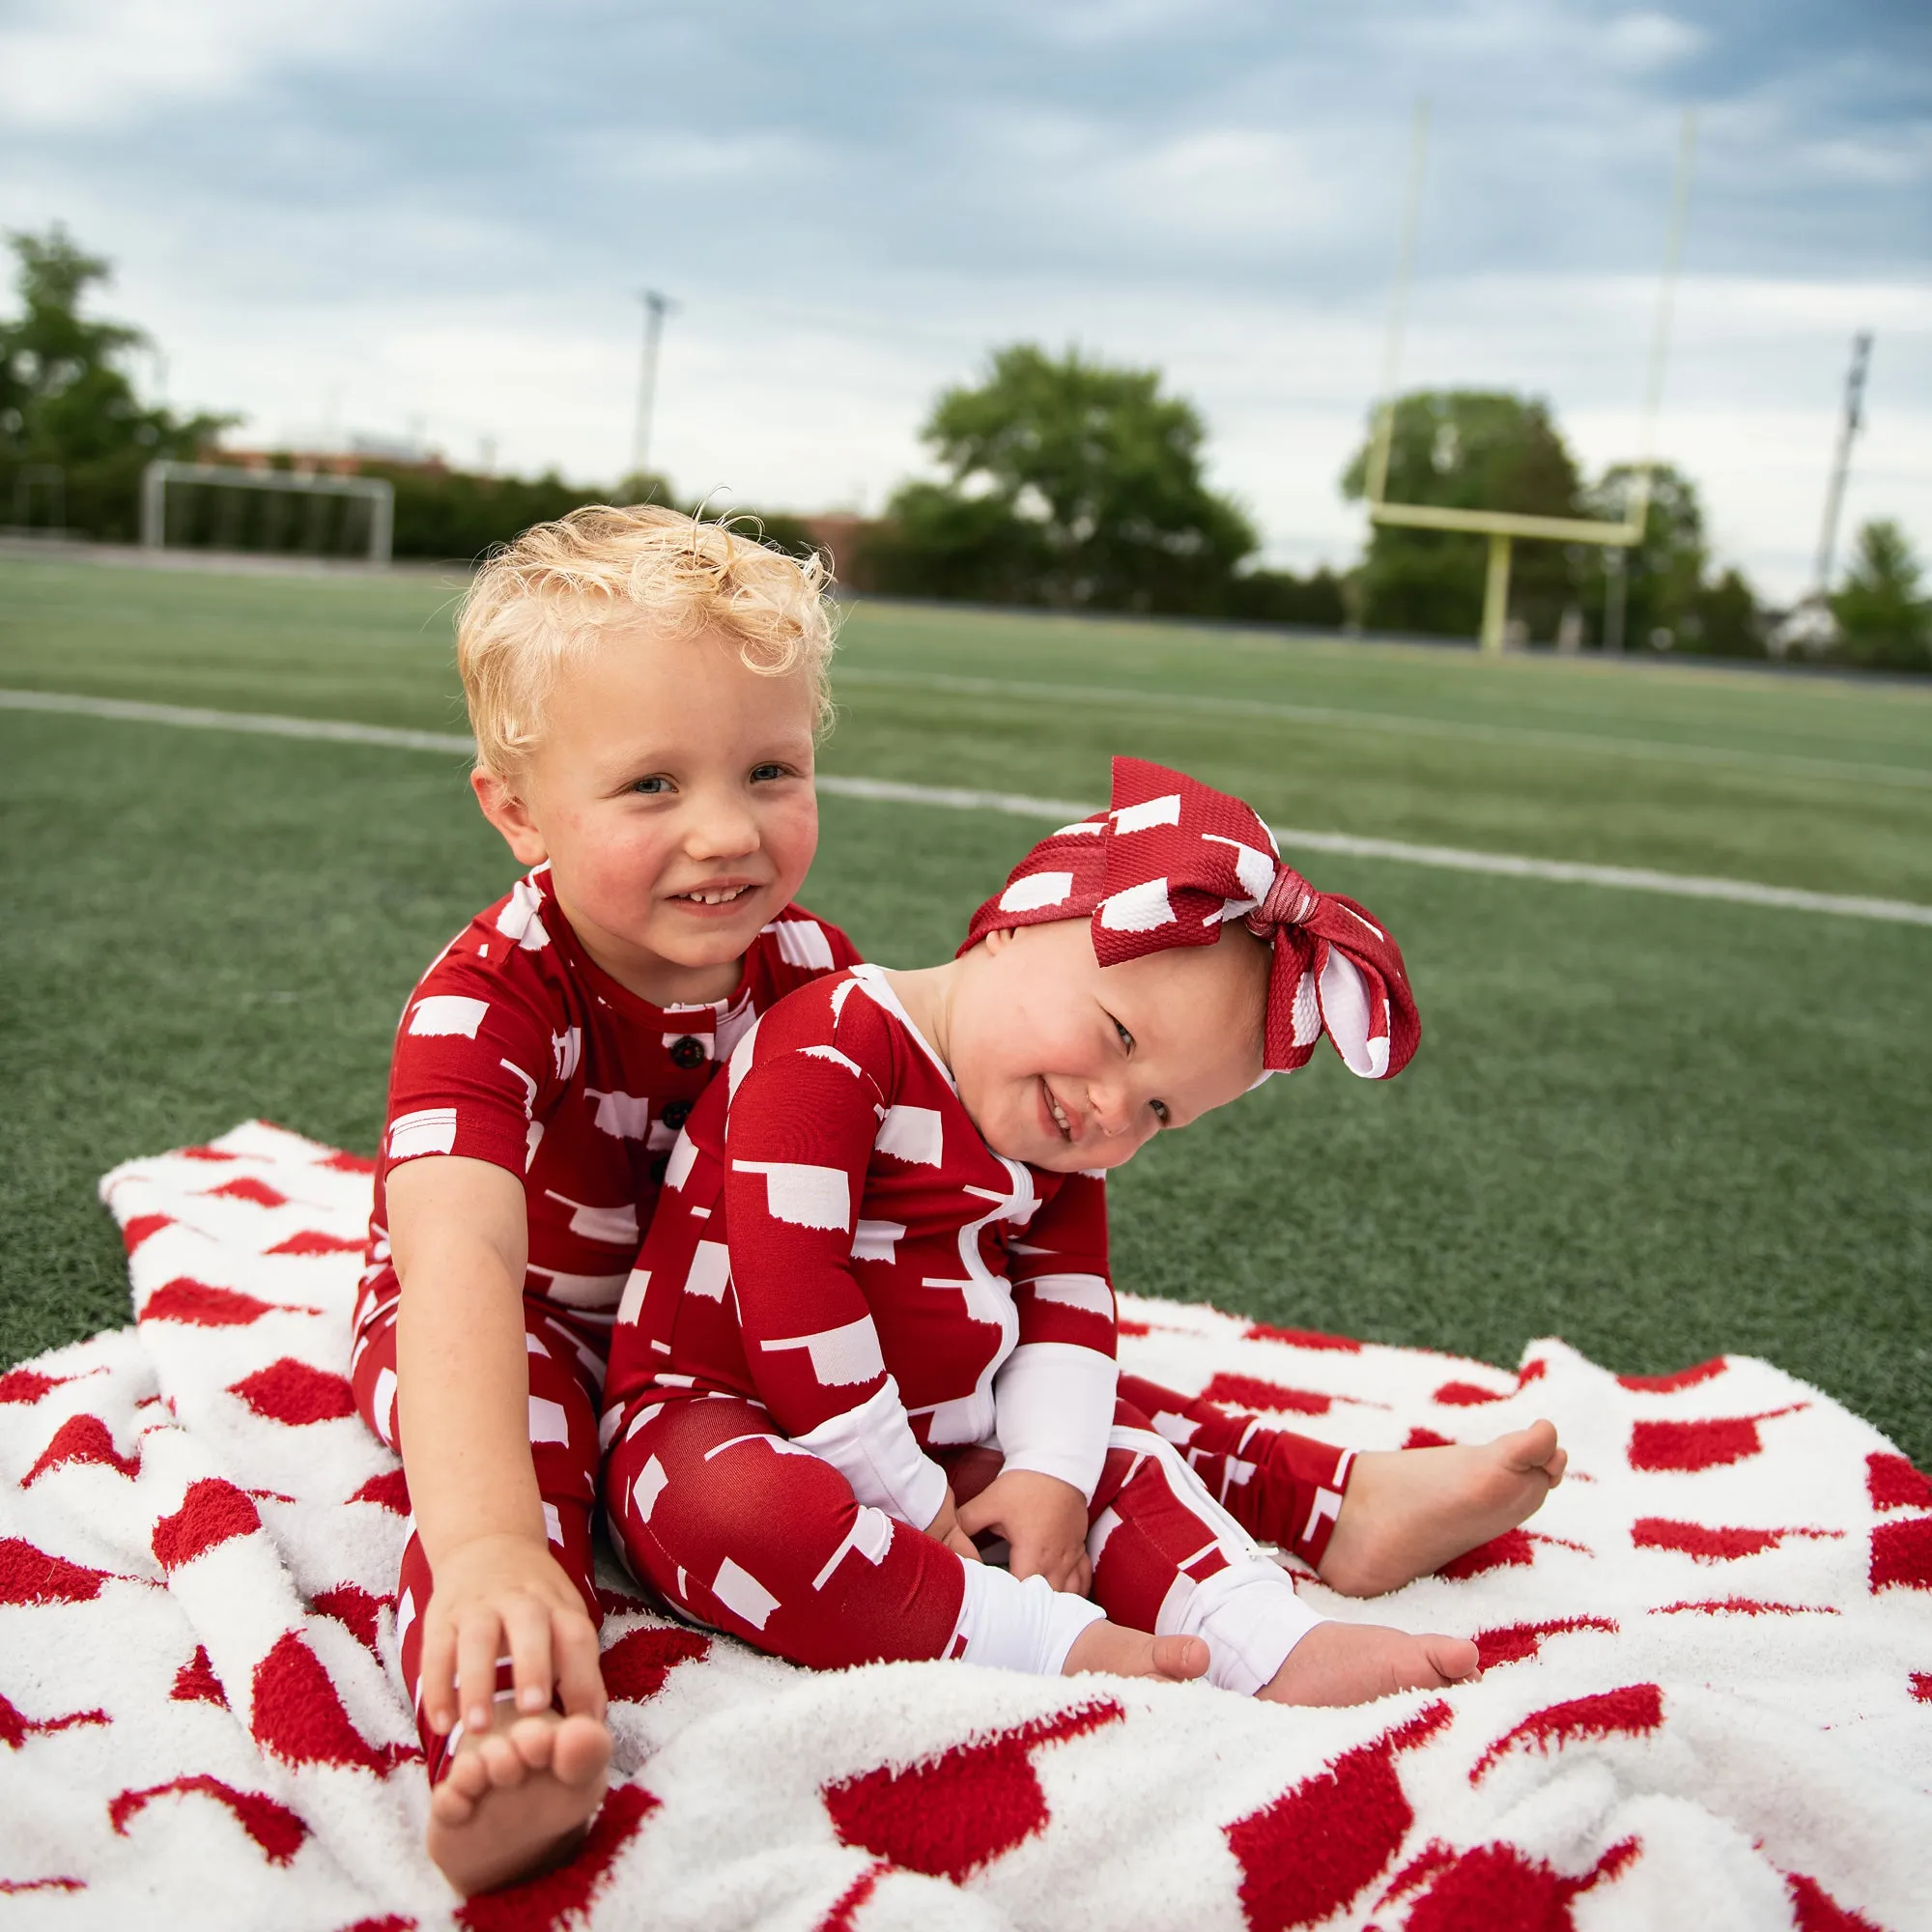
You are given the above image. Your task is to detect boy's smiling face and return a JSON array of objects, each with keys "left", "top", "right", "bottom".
[
  {"left": 473, "top": 620, "right": 819, "bottom": 1007},
  {"left": 940, "top": 918, "right": 1269, "bottom": 1174}
]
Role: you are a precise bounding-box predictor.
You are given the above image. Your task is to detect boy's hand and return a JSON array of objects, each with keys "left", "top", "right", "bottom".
[
  {"left": 956, "top": 1470, "right": 1093, "bottom": 1594},
  {"left": 417, "top": 1532, "right": 606, "bottom": 1741},
  {"left": 923, "top": 1488, "right": 983, "bottom": 1564}
]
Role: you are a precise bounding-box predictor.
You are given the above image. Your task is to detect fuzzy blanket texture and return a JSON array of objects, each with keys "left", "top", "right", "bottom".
[{"left": 0, "top": 1122, "right": 1927, "bottom": 1931}]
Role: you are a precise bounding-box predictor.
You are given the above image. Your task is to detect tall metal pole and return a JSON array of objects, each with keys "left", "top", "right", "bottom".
[
  {"left": 1366, "top": 100, "right": 1430, "bottom": 507},
  {"left": 632, "top": 290, "right": 672, "bottom": 484},
  {"left": 1813, "top": 330, "right": 1873, "bottom": 596}
]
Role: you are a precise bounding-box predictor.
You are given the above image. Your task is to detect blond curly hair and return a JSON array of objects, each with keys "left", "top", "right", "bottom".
[{"left": 457, "top": 503, "right": 838, "bottom": 777}]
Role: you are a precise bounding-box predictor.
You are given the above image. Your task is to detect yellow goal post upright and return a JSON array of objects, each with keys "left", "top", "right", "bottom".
[{"left": 1361, "top": 104, "right": 1697, "bottom": 654}]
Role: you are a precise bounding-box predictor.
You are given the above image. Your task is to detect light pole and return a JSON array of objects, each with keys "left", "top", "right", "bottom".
[
  {"left": 1813, "top": 331, "right": 1873, "bottom": 598},
  {"left": 632, "top": 290, "right": 675, "bottom": 485}
]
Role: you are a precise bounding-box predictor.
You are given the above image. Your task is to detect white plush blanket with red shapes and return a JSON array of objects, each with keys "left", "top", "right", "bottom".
[{"left": 1, "top": 1122, "right": 1927, "bottom": 1931}]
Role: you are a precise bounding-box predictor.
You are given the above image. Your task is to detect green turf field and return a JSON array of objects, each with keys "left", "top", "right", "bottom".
[{"left": 3, "top": 553, "right": 1928, "bottom": 1462}]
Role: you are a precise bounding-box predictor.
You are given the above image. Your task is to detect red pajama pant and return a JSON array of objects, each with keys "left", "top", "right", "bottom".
[
  {"left": 602, "top": 1388, "right": 1354, "bottom": 1688},
  {"left": 348, "top": 1293, "right": 609, "bottom": 1782}
]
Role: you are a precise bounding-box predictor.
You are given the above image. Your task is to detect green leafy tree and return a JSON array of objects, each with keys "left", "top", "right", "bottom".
[
  {"left": 1581, "top": 462, "right": 1705, "bottom": 649},
  {"left": 1341, "top": 391, "right": 1583, "bottom": 639},
  {"left": 1831, "top": 520, "right": 1932, "bottom": 671},
  {"left": 0, "top": 224, "right": 228, "bottom": 539},
  {"left": 872, "top": 344, "right": 1258, "bottom": 613}
]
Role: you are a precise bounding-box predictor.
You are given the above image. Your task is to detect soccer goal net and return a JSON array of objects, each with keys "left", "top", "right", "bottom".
[{"left": 140, "top": 461, "right": 394, "bottom": 564}]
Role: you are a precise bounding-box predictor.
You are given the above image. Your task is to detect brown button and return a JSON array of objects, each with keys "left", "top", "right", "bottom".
[
  {"left": 661, "top": 1099, "right": 692, "bottom": 1129},
  {"left": 668, "top": 1037, "right": 706, "bottom": 1070},
  {"left": 649, "top": 1154, "right": 670, "bottom": 1184}
]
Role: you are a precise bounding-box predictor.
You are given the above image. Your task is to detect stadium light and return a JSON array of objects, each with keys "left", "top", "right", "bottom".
[
  {"left": 632, "top": 290, "right": 678, "bottom": 483},
  {"left": 1363, "top": 106, "right": 1698, "bottom": 654}
]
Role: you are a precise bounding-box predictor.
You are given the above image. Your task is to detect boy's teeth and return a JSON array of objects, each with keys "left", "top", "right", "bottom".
[{"left": 683, "top": 887, "right": 747, "bottom": 905}]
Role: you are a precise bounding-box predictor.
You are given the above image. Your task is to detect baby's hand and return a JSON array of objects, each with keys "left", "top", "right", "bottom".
[
  {"left": 417, "top": 1533, "right": 605, "bottom": 1742},
  {"left": 923, "top": 1488, "right": 983, "bottom": 1564},
  {"left": 957, "top": 1470, "right": 1092, "bottom": 1594}
]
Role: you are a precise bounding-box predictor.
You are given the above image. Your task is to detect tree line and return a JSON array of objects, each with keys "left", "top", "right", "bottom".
[{"left": 4, "top": 225, "right": 1926, "bottom": 669}]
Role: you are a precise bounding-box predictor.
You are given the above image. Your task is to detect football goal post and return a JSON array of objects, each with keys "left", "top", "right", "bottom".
[{"left": 140, "top": 461, "right": 394, "bottom": 565}]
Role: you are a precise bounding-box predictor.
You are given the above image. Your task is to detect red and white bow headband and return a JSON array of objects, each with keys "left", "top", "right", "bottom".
[{"left": 962, "top": 755, "right": 1421, "bottom": 1078}]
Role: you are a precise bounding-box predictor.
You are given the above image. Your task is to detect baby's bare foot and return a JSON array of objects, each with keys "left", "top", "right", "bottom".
[
  {"left": 426, "top": 1710, "right": 611, "bottom": 1896},
  {"left": 1319, "top": 1420, "right": 1568, "bottom": 1598},
  {"left": 1064, "top": 1619, "right": 1209, "bottom": 1684},
  {"left": 1261, "top": 1621, "right": 1478, "bottom": 1706}
]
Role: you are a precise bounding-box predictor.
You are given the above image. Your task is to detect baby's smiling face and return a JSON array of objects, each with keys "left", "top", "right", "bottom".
[{"left": 940, "top": 917, "right": 1270, "bottom": 1174}]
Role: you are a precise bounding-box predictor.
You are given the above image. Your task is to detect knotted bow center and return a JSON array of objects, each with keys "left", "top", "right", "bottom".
[{"left": 1244, "top": 865, "right": 1319, "bottom": 939}]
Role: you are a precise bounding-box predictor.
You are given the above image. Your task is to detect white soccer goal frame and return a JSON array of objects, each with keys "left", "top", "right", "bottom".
[{"left": 140, "top": 460, "right": 394, "bottom": 564}]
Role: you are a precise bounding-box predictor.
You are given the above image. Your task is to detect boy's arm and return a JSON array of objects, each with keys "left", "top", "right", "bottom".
[{"left": 388, "top": 1155, "right": 605, "bottom": 1742}]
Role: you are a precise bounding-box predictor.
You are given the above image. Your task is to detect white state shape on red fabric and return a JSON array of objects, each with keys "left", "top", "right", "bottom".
[
  {"left": 810, "top": 1503, "right": 896, "bottom": 1589},
  {"left": 528, "top": 1395, "right": 571, "bottom": 1447},
  {"left": 800, "top": 1044, "right": 865, "bottom": 1078},
  {"left": 1098, "top": 876, "right": 1176, "bottom": 932},
  {"left": 407, "top": 995, "right": 490, "bottom": 1038},
  {"left": 684, "top": 1240, "right": 731, "bottom": 1302},
  {"left": 770, "top": 920, "right": 836, "bottom": 971},
  {"left": 875, "top": 1105, "right": 945, "bottom": 1167},
  {"left": 545, "top": 1190, "right": 640, "bottom": 1247},
  {"left": 999, "top": 869, "right": 1075, "bottom": 913},
  {"left": 631, "top": 1453, "right": 668, "bottom": 1523},
  {"left": 587, "top": 1088, "right": 652, "bottom": 1139},
  {"left": 387, "top": 1106, "right": 457, "bottom": 1160},
  {"left": 616, "top": 1267, "right": 650, "bottom": 1326},
  {"left": 1203, "top": 833, "right": 1278, "bottom": 905},
  {"left": 851, "top": 1219, "right": 907, "bottom": 1264},
  {"left": 760, "top": 1315, "right": 887, "bottom": 1387},
  {"left": 495, "top": 876, "right": 550, "bottom": 950},
  {"left": 664, "top": 1131, "right": 699, "bottom": 1192},
  {"left": 734, "top": 1160, "right": 851, "bottom": 1232},
  {"left": 1111, "top": 793, "right": 1182, "bottom": 834},
  {"left": 1024, "top": 1272, "right": 1115, "bottom": 1316},
  {"left": 712, "top": 1556, "right": 781, "bottom": 1631}
]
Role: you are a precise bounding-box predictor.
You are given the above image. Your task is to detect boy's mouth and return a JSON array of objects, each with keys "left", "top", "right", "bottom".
[
  {"left": 1039, "top": 1077, "right": 1073, "bottom": 1143},
  {"left": 670, "top": 883, "right": 755, "bottom": 907}
]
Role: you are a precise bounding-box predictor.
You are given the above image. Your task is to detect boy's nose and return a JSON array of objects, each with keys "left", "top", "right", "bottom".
[{"left": 683, "top": 791, "right": 761, "bottom": 860}]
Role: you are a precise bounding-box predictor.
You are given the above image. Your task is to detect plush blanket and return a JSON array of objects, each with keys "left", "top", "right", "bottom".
[{"left": 0, "top": 1122, "right": 1926, "bottom": 1930}]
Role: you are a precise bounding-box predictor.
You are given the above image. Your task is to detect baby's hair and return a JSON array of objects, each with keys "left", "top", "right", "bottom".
[{"left": 457, "top": 503, "right": 838, "bottom": 779}]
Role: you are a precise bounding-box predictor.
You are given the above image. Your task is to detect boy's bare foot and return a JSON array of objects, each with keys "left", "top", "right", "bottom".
[
  {"left": 426, "top": 1710, "right": 611, "bottom": 1896},
  {"left": 1318, "top": 1421, "right": 1568, "bottom": 1599},
  {"left": 1064, "top": 1620, "right": 1210, "bottom": 1684},
  {"left": 1261, "top": 1621, "right": 1479, "bottom": 1706}
]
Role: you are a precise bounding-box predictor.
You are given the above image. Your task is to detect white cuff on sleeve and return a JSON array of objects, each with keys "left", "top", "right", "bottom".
[
  {"left": 791, "top": 1376, "right": 950, "bottom": 1530},
  {"left": 994, "top": 1341, "right": 1118, "bottom": 1501}
]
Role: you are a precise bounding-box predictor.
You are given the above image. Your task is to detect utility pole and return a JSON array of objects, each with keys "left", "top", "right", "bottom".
[
  {"left": 1813, "top": 330, "right": 1873, "bottom": 596},
  {"left": 632, "top": 290, "right": 675, "bottom": 485}
]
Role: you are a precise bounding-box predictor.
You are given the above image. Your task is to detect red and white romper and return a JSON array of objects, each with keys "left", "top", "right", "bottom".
[{"left": 601, "top": 964, "right": 1355, "bottom": 1690}]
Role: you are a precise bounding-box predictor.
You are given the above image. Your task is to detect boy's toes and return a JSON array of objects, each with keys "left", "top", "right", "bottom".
[
  {"left": 1507, "top": 1419, "right": 1561, "bottom": 1472},
  {"left": 429, "top": 1776, "right": 480, "bottom": 1827},
  {"left": 478, "top": 1731, "right": 530, "bottom": 1789},
  {"left": 551, "top": 1714, "right": 614, "bottom": 1789},
  {"left": 1423, "top": 1634, "right": 1481, "bottom": 1684},
  {"left": 508, "top": 1714, "right": 559, "bottom": 1772}
]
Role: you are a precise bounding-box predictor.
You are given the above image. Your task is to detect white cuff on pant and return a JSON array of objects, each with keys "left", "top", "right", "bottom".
[
  {"left": 1158, "top": 1558, "right": 1324, "bottom": 1696},
  {"left": 952, "top": 1561, "right": 1106, "bottom": 1677}
]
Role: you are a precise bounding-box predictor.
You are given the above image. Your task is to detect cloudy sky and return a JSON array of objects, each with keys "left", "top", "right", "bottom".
[{"left": 4, "top": 0, "right": 1927, "bottom": 596}]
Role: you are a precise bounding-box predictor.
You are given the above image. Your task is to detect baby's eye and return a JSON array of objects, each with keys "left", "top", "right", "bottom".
[
  {"left": 1150, "top": 1099, "right": 1170, "bottom": 1126},
  {"left": 1113, "top": 1018, "right": 1134, "bottom": 1052},
  {"left": 630, "top": 775, "right": 673, "bottom": 795},
  {"left": 749, "top": 762, "right": 789, "bottom": 783}
]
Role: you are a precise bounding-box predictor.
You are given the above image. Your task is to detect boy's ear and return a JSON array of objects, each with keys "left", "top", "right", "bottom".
[{"left": 470, "top": 769, "right": 550, "bottom": 867}]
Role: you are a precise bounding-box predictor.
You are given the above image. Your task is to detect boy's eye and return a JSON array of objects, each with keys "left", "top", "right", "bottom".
[
  {"left": 630, "top": 775, "right": 673, "bottom": 795},
  {"left": 1113, "top": 1018, "right": 1134, "bottom": 1052},
  {"left": 750, "top": 762, "right": 789, "bottom": 783},
  {"left": 1151, "top": 1099, "right": 1170, "bottom": 1126}
]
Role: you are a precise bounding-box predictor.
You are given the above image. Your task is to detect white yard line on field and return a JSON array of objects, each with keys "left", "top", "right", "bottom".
[
  {"left": 7, "top": 686, "right": 1931, "bottom": 928},
  {"left": 835, "top": 666, "right": 1932, "bottom": 790}
]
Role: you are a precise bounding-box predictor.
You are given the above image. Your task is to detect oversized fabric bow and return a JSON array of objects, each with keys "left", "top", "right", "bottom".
[{"left": 961, "top": 755, "right": 1420, "bottom": 1078}]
